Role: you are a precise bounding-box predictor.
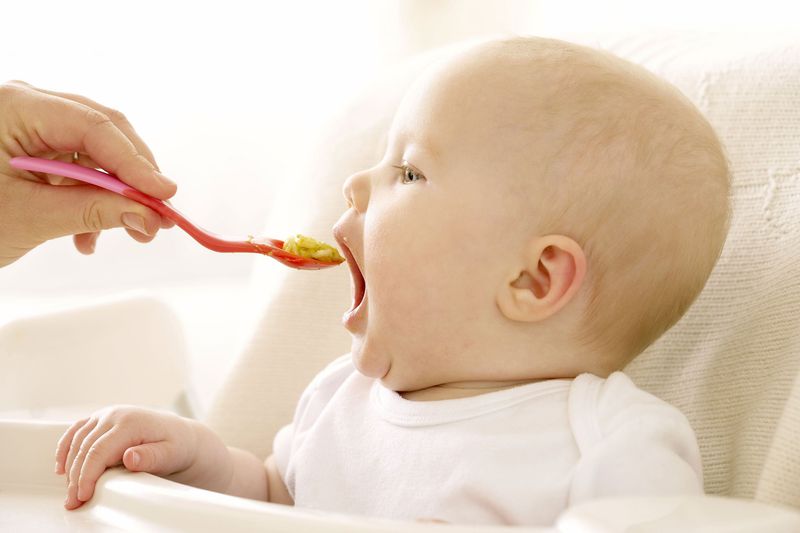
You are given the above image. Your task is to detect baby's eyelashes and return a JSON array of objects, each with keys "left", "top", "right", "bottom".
[{"left": 391, "top": 162, "right": 426, "bottom": 184}]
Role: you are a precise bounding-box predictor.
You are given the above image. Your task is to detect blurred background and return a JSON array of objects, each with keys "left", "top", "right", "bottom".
[{"left": 1, "top": 0, "right": 797, "bottom": 416}]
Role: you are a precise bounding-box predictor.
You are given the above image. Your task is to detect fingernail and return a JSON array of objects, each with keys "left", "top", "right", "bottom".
[
  {"left": 155, "top": 171, "right": 176, "bottom": 189},
  {"left": 131, "top": 451, "right": 140, "bottom": 468},
  {"left": 121, "top": 213, "right": 150, "bottom": 236},
  {"left": 54, "top": 461, "right": 59, "bottom": 474},
  {"left": 88, "top": 232, "right": 99, "bottom": 253}
]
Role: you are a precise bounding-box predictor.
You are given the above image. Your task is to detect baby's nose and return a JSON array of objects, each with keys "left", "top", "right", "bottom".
[{"left": 342, "top": 171, "right": 370, "bottom": 213}]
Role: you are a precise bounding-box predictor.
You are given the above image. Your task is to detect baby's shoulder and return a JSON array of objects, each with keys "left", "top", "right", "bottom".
[
  {"left": 569, "top": 372, "right": 692, "bottom": 441},
  {"left": 567, "top": 373, "right": 704, "bottom": 499},
  {"left": 291, "top": 353, "right": 357, "bottom": 424}
]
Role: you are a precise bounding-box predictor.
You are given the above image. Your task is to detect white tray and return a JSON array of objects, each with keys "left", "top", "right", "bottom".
[
  {"left": 3, "top": 419, "right": 799, "bottom": 532},
  {"left": 0, "top": 419, "right": 547, "bottom": 532}
]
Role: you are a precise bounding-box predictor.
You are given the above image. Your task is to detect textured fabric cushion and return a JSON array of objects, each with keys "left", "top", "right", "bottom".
[
  {"left": 205, "top": 32, "right": 800, "bottom": 509},
  {"left": 609, "top": 32, "right": 800, "bottom": 508}
]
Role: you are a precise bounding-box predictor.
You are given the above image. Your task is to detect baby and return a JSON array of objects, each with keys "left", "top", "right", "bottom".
[{"left": 55, "top": 36, "right": 730, "bottom": 526}]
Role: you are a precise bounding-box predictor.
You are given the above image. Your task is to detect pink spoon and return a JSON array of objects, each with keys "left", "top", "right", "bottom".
[{"left": 9, "top": 156, "right": 343, "bottom": 270}]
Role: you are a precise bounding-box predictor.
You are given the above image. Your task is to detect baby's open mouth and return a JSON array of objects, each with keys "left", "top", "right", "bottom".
[{"left": 334, "top": 232, "right": 366, "bottom": 314}]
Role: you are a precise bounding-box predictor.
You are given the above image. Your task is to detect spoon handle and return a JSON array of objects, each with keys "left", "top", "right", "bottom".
[
  {"left": 9, "top": 156, "right": 341, "bottom": 269},
  {"left": 11, "top": 156, "right": 138, "bottom": 196},
  {"left": 8, "top": 156, "right": 261, "bottom": 253}
]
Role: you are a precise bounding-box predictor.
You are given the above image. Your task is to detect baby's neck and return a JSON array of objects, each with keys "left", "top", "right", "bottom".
[{"left": 399, "top": 378, "right": 547, "bottom": 402}]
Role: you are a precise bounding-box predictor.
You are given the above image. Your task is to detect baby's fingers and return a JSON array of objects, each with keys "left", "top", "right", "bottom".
[
  {"left": 64, "top": 418, "right": 98, "bottom": 485},
  {"left": 121, "top": 440, "right": 183, "bottom": 475},
  {"left": 74, "top": 428, "right": 127, "bottom": 504},
  {"left": 55, "top": 417, "right": 89, "bottom": 475},
  {"left": 68, "top": 420, "right": 116, "bottom": 499}
]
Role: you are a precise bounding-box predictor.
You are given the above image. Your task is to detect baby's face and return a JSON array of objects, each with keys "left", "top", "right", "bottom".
[{"left": 333, "top": 50, "right": 554, "bottom": 392}]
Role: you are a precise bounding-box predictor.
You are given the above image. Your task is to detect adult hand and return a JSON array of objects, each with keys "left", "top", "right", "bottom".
[{"left": 0, "top": 80, "right": 177, "bottom": 268}]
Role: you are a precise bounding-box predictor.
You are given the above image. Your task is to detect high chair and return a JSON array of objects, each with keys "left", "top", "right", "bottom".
[
  {"left": 2, "top": 31, "right": 800, "bottom": 531},
  {"left": 0, "top": 294, "right": 197, "bottom": 420},
  {"left": 205, "top": 30, "right": 800, "bottom": 526}
]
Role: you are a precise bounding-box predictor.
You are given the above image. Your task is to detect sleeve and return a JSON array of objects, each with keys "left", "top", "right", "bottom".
[
  {"left": 271, "top": 424, "right": 294, "bottom": 482},
  {"left": 568, "top": 372, "right": 704, "bottom": 506},
  {"left": 271, "top": 353, "right": 354, "bottom": 492}
]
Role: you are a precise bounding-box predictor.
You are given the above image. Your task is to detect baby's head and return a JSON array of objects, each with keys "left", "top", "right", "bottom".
[{"left": 333, "top": 36, "right": 730, "bottom": 393}]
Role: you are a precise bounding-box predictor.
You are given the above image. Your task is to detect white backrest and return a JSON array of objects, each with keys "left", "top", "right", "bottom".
[
  {"left": 0, "top": 294, "right": 196, "bottom": 420},
  {"left": 604, "top": 32, "right": 800, "bottom": 508},
  {"left": 206, "top": 33, "right": 800, "bottom": 509}
]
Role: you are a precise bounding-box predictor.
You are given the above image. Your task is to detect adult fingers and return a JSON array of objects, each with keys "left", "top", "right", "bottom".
[
  {"left": 32, "top": 87, "right": 160, "bottom": 174},
  {"left": 42, "top": 151, "right": 174, "bottom": 231},
  {"left": 124, "top": 226, "right": 157, "bottom": 243},
  {"left": 69, "top": 150, "right": 174, "bottom": 229},
  {"left": 61, "top": 151, "right": 174, "bottom": 230},
  {"left": 13, "top": 88, "right": 176, "bottom": 199},
  {"left": 25, "top": 181, "right": 161, "bottom": 240},
  {"left": 73, "top": 232, "right": 100, "bottom": 255},
  {"left": 55, "top": 417, "right": 90, "bottom": 475}
]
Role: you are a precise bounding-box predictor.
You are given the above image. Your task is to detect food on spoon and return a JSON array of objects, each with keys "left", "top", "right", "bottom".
[{"left": 282, "top": 234, "right": 345, "bottom": 263}]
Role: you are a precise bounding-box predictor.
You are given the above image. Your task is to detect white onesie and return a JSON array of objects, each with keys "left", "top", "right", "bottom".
[{"left": 273, "top": 354, "right": 703, "bottom": 526}]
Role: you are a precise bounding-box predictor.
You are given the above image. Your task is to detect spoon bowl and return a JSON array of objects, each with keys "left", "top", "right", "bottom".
[{"left": 9, "top": 156, "right": 343, "bottom": 270}]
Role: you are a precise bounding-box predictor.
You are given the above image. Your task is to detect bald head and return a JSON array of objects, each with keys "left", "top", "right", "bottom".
[{"left": 404, "top": 37, "right": 731, "bottom": 367}]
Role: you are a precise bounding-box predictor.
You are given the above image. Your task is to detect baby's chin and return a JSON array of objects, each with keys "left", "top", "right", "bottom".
[
  {"left": 350, "top": 335, "right": 431, "bottom": 392},
  {"left": 350, "top": 337, "right": 391, "bottom": 381},
  {"left": 378, "top": 373, "right": 422, "bottom": 393}
]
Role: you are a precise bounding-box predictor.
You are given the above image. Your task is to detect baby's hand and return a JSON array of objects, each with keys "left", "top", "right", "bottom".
[{"left": 55, "top": 405, "right": 199, "bottom": 510}]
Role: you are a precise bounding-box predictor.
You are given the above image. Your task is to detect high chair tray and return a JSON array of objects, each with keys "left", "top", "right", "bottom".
[
  {"left": 2, "top": 419, "right": 799, "bottom": 532},
  {"left": 0, "top": 420, "right": 551, "bottom": 532}
]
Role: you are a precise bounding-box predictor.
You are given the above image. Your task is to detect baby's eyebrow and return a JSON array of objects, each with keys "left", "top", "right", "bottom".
[
  {"left": 416, "top": 141, "right": 439, "bottom": 162},
  {"left": 391, "top": 128, "right": 440, "bottom": 162},
  {"left": 389, "top": 130, "right": 441, "bottom": 164}
]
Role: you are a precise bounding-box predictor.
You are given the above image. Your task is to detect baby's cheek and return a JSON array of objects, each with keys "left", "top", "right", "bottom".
[{"left": 367, "top": 201, "right": 468, "bottom": 318}]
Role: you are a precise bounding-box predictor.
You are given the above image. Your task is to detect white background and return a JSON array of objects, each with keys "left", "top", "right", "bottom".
[{"left": 1, "top": 0, "right": 797, "bottom": 415}]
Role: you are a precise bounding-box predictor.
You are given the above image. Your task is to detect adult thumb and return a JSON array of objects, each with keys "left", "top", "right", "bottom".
[
  {"left": 123, "top": 442, "right": 185, "bottom": 476},
  {"left": 30, "top": 181, "right": 161, "bottom": 240}
]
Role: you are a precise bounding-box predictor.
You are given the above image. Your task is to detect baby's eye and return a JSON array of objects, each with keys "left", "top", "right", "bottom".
[{"left": 392, "top": 162, "right": 425, "bottom": 184}]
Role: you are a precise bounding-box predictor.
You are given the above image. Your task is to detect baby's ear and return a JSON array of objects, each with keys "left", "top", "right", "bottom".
[{"left": 496, "top": 235, "right": 586, "bottom": 322}]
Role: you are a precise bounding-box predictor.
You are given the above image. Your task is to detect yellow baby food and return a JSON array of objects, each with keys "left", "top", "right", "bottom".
[{"left": 283, "top": 234, "right": 345, "bottom": 263}]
